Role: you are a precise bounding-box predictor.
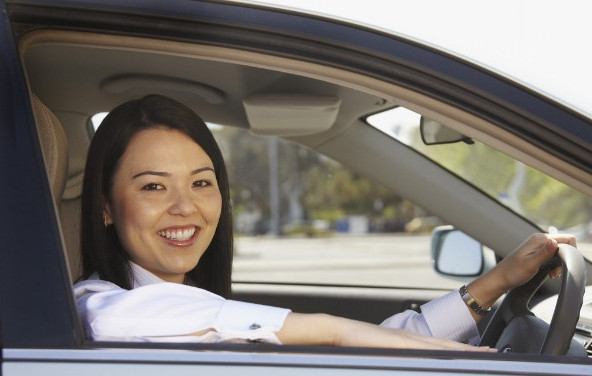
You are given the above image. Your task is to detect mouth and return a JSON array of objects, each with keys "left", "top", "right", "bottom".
[{"left": 157, "top": 226, "right": 197, "bottom": 242}]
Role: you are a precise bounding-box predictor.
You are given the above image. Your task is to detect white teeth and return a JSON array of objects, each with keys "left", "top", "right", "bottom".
[{"left": 159, "top": 227, "right": 196, "bottom": 241}]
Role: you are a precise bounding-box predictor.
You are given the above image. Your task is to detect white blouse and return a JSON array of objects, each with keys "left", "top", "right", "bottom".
[{"left": 74, "top": 262, "right": 480, "bottom": 344}]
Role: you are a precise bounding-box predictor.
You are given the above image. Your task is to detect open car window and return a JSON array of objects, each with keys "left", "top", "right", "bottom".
[
  {"left": 92, "top": 115, "right": 481, "bottom": 290},
  {"left": 211, "top": 126, "right": 480, "bottom": 289},
  {"left": 367, "top": 107, "right": 592, "bottom": 262}
]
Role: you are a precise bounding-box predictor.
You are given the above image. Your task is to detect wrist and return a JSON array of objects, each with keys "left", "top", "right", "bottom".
[
  {"left": 469, "top": 268, "right": 510, "bottom": 306},
  {"left": 459, "top": 284, "right": 491, "bottom": 316}
]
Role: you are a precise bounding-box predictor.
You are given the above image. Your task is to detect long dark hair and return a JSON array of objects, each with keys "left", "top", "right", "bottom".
[{"left": 80, "top": 95, "right": 233, "bottom": 297}]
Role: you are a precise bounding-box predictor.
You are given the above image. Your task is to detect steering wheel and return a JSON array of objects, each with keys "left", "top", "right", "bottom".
[{"left": 479, "top": 244, "right": 587, "bottom": 355}]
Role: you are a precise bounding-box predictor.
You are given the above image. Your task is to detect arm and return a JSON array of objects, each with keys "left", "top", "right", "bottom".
[
  {"left": 379, "top": 233, "right": 575, "bottom": 343},
  {"left": 276, "top": 312, "right": 495, "bottom": 351},
  {"left": 75, "top": 279, "right": 493, "bottom": 350},
  {"left": 75, "top": 281, "right": 290, "bottom": 343},
  {"left": 463, "top": 233, "right": 576, "bottom": 322}
]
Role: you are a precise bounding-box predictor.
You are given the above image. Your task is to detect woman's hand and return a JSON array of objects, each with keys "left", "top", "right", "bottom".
[
  {"left": 496, "top": 233, "right": 575, "bottom": 289},
  {"left": 464, "top": 233, "right": 576, "bottom": 322},
  {"left": 277, "top": 313, "right": 495, "bottom": 352}
]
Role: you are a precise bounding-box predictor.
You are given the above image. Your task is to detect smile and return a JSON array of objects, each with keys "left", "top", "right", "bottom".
[{"left": 157, "top": 226, "right": 197, "bottom": 241}]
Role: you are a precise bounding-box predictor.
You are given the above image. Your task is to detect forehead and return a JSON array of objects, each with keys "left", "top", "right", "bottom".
[{"left": 120, "top": 127, "right": 213, "bottom": 168}]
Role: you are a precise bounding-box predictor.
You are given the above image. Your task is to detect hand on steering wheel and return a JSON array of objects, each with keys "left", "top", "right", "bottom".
[{"left": 479, "top": 244, "right": 586, "bottom": 355}]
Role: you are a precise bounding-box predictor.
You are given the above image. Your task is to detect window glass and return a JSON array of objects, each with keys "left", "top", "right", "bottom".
[
  {"left": 210, "top": 126, "right": 466, "bottom": 289},
  {"left": 91, "top": 112, "right": 108, "bottom": 131},
  {"left": 367, "top": 107, "right": 592, "bottom": 261}
]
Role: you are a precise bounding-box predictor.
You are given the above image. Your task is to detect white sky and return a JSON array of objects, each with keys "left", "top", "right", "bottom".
[{"left": 239, "top": 0, "right": 592, "bottom": 117}]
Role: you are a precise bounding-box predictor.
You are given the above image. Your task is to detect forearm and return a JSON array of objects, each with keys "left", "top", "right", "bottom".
[
  {"left": 465, "top": 270, "right": 508, "bottom": 322},
  {"left": 276, "top": 312, "right": 494, "bottom": 351},
  {"left": 275, "top": 313, "right": 339, "bottom": 346},
  {"left": 276, "top": 312, "right": 399, "bottom": 347},
  {"left": 463, "top": 233, "right": 571, "bottom": 323}
]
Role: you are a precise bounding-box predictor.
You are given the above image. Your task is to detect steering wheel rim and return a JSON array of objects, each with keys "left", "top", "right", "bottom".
[{"left": 479, "top": 243, "right": 586, "bottom": 355}]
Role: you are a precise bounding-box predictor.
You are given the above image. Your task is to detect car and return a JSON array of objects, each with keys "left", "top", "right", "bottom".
[{"left": 1, "top": 0, "right": 591, "bottom": 374}]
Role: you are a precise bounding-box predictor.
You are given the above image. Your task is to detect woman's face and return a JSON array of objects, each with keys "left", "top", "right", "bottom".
[{"left": 103, "top": 127, "right": 222, "bottom": 283}]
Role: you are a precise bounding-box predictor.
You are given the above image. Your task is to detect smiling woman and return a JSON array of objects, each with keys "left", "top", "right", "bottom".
[
  {"left": 79, "top": 95, "right": 234, "bottom": 296},
  {"left": 74, "top": 94, "right": 488, "bottom": 348},
  {"left": 71, "top": 94, "right": 572, "bottom": 352},
  {"left": 102, "top": 128, "right": 222, "bottom": 284}
]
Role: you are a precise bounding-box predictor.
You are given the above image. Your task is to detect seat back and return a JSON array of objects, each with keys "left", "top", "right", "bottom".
[
  {"left": 32, "top": 95, "right": 81, "bottom": 280},
  {"left": 32, "top": 94, "right": 69, "bottom": 202}
]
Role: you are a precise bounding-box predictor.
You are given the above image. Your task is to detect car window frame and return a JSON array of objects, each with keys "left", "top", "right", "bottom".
[
  {"left": 3, "top": 2, "right": 592, "bottom": 370},
  {"left": 0, "top": 1, "right": 82, "bottom": 348}
]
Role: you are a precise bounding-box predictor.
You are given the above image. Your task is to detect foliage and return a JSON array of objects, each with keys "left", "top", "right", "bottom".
[
  {"left": 411, "top": 127, "right": 592, "bottom": 230},
  {"left": 212, "top": 126, "right": 418, "bottom": 234},
  {"left": 212, "top": 114, "right": 592, "bottom": 236}
]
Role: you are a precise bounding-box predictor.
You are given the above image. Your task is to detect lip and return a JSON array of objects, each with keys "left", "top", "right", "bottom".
[{"left": 157, "top": 225, "right": 199, "bottom": 247}]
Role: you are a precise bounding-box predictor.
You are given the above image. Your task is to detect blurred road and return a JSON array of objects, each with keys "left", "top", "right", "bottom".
[
  {"left": 233, "top": 234, "right": 467, "bottom": 289},
  {"left": 234, "top": 233, "right": 592, "bottom": 289}
]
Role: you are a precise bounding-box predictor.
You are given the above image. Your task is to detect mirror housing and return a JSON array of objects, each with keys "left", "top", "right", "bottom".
[
  {"left": 431, "top": 226, "right": 484, "bottom": 277},
  {"left": 420, "top": 116, "right": 474, "bottom": 145}
]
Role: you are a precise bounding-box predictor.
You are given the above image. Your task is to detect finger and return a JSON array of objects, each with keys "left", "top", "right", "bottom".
[
  {"left": 544, "top": 237, "right": 558, "bottom": 254},
  {"left": 528, "top": 235, "right": 558, "bottom": 262},
  {"left": 549, "top": 265, "right": 562, "bottom": 279},
  {"left": 548, "top": 233, "right": 577, "bottom": 247}
]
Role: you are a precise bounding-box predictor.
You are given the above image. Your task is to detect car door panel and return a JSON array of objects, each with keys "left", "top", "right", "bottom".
[{"left": 234, "top": 284, "right": 444, "bottom": 324}]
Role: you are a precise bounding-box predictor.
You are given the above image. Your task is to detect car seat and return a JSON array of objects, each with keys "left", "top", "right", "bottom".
[{"left": 32, "top": 94, "right": 80, "bottom": 281}]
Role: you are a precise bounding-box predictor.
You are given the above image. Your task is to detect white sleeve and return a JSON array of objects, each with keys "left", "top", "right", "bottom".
[
  {"left": 379, "top": 290, "right": 480, "bottom": 345},
  {"left": 74, "top": 280, "right": 291, "bottom": 343}
]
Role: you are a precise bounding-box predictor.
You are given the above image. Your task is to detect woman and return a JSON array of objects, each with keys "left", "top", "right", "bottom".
[{"left": 74, "top": 95, "right": 573, "bottom": 349}]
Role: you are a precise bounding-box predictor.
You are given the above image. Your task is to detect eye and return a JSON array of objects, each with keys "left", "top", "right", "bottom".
[
  {"left": 142, "top": 183, "right": 164, "bottom": 191},
  {"left": 193, "top": 180, "right": 212, "bottom": 188}
]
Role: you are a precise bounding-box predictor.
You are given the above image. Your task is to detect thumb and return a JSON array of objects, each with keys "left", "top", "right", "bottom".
[{"left": 545, "top": 238, "right": 559, "bottom": 255}]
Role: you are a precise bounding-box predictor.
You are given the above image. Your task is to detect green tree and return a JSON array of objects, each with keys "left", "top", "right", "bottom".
[
  {"left": 410, "top": 125, "right": 592, "bottom": 229},
  {"left": 213, "top": 126, "right": 418, "bottom": 234}
]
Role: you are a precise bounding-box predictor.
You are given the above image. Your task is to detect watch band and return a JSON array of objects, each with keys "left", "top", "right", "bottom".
[{"left": 459, "top": 285, "right": 491, "bottom": 316}]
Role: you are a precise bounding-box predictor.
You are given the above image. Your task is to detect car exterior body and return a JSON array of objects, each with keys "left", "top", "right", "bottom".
[{"left": 1, "top": 0, "right": 591, "bottom": 375}]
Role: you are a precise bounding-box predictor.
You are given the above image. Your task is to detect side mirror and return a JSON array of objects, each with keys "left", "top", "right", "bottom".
[
  {"left": 431, "top": 226, "right": 484, "bottom": 276},
  {"left": 420, "top": 116, "right": 474, "bottom": 145}
]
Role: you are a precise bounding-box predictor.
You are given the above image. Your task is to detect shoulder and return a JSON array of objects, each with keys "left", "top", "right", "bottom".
[{"left": 73, "top": 278, "right": 124, "bottom": 299}]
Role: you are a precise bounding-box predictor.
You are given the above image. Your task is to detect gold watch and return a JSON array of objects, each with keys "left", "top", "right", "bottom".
[{"left": 459, "top": 285, "right": 491, "bottom": 316}]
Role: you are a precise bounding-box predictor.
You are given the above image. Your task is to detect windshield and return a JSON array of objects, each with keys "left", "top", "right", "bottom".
[
  {"left": 367, "top": 106, "right": 592, "bottom": 261},
  {"left": 245, "top": 0, "right": 592, "bottom": 118}
]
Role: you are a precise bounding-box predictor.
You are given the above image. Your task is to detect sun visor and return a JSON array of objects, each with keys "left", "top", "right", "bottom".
[{"left": 243, "top": 95, "right": 341, "bottom": 136}]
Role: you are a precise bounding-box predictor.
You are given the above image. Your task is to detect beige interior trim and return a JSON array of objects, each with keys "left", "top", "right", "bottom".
[
  {"left": 244, "top": 95, "right": 342, "bottom": 136},
  {"left": 19, "top": 30, "right": 592, "bottom": 196}
]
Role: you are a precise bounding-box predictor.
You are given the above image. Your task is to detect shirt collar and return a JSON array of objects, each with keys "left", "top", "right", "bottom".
[{"left": 129, "top": 261, "right": 166, "bottom": 288}]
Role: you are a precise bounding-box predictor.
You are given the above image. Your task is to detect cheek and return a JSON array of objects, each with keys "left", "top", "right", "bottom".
[
  {"left": 204, "top": 191, "right": 223, "bottom": 225},
  {"left": 113, "top": 195, "right": 161, "bottom": 234}
]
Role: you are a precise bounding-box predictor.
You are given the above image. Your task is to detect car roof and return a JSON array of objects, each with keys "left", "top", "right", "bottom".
[{"left": 243, "top": 0, "right": 592, "bottom": 120}]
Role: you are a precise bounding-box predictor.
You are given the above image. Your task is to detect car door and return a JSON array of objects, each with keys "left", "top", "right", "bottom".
[{"left": 1, "top": 0, "right": 591, "bottom": 375}]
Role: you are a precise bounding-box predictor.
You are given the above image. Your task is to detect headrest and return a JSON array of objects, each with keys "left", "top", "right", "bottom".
[{"left": 32, "top": 95, "right": 69, "bottom": 203}]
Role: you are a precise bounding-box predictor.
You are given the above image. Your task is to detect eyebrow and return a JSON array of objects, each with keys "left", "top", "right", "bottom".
[{"left": 132, "top": 167, "right": 215, "bottom": 179}]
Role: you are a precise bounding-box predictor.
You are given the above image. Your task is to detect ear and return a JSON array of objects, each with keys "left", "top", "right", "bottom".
[{"left": 102, "top": 197, "right": 114, "bottom": 225}]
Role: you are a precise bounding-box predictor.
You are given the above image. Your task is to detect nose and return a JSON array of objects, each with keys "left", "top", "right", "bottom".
[{"left": 168, "top": 188, "right": 198, "bottom": 217}]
